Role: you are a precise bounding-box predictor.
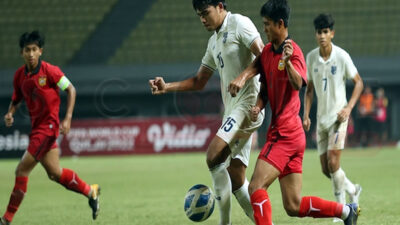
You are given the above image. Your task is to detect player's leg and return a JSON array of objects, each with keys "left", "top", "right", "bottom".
[
  {"left": 40, "top": 148, "right": 90, "bottom": 196},
  {"left": 210, "top": 109, "right": 252, "bottom": 225},
  {"left": 279, "top": 173, "right": 349, "bottom": 219},
  {"left": 280, "top": 130, "right": 360, "bottom": 224},
  {"left": 2, "top": 151, "right": 37, "bottom": 224},
  {"left": 40, "top": 147, "right": 100, "bottom": 220},
  {"left": 227, "top": 132, "right": 255, "bottom": 222},
  {"left": 228, "top": 158, "right": 254, "bottom": 222},
  {"left": 317, "top": 129, "right": 330, "bottom": 178},
  {"left": 248, "top": 158, "right": 280, "bottom": 225},
  {"left": 206, "top": 135, "right": 232, "bottom": 225},
  {"left": 328, "top": 150, "right": 347, "bottom": 204},
  {"left": 327, "top": 121, "right": 360, "bottom": 204}
]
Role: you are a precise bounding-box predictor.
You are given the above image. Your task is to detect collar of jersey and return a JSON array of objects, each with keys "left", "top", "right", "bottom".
[
  {"left": 216, "top": 11, "right": 231, "bottom": 34},
  {"left": 318, "top": 42, "right": 337, "bottom": 63},
  {"left": 271, "top": 36, "right": 290, "bottom": 54},
  {"left": 24, "top": 59, "right": 42, "bottom": 76}
]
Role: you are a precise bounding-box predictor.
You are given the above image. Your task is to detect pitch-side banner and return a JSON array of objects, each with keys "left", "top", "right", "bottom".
[{"left": 59, "top": 116, "right": 221, "bottom": 156}]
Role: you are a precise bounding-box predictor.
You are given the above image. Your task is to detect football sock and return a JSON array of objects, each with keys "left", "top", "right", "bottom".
[
  {"left": 331, "top": 168, "right": 346, "bottom": 204},
  {"left": 341, "top": 204, "right": 350, "bottom": 220},
  {"left": 298, "top": 196, "right": 343, "bottom": 218},
  {"left": 344, "top": 176, "right": 356, "bottom": 196},
  {"left": 59, "top": 168, "right": 91, "bottom": 197},
  {"left": 210, "top": 163, "right": 231, "bottom": 225},
  {"left": 250, "top": 189, "right": 272, "bottom": 225},
  {"left": 3, "top": 176, "right": 28, "bottom": 222},
  {"left": 233, "top": 179, "right": 254, "bottom": 222}
]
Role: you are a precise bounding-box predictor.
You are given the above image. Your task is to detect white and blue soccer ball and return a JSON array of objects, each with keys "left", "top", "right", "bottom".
[{"left": 184, "top": 184, "right": 215, "bottom": 222}]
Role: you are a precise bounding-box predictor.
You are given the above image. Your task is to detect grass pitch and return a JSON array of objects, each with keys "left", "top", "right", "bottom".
[{"left": 0, "top": 147, "right": 399, "bottom": 225}]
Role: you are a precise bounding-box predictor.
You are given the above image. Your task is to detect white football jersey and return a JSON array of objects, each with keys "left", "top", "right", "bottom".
[
  {"left": 201, "top": 12, "right": 261, "bottom": 117},
  {"left": 306, "top": 43, "right": 358, "bottom": 130}
]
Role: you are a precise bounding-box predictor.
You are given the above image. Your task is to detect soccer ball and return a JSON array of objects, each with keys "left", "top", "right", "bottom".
[{"left": 184, "top": 184, "right": 215, "bottom": 222}]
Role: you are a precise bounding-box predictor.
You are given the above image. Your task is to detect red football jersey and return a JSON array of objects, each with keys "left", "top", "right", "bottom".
[
  {"left": 260, "top": 39, "right": 307, "bottom": 137},
  {"left": 12, "top": 60, "right": 65, "bottom": 136}
]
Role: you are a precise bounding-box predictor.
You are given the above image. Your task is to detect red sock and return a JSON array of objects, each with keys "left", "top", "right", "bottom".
[
  {"left": 299, "top": 196, "right": 343, "bottom": 218},
  {"left": 59, "top": 168, "right": 91, "bottom": 196},
  {"left": 250, "top": 189, "right": 272, "bottom": 225},
  {"left": 3, "top": 176, "right": 28, "bottom": 222}
]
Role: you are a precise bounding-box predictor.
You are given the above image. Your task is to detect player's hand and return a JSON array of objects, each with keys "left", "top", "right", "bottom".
[
  {"left": 60, "top": 118, "right": 71, "bottom": 135},
  {"left": 282, "top": 39, "right": 293, "bottom": 63},
  {"left": 250, "top": 106, "right": 261, "bottom": 122},
  {"left": 303, "top": 117, "right": 311, "bottom": 131},
  {"left": 149, "top": 77, "right": 167, "bottom": 95},
  {"left": 229, "top": 76, "right": 246, "bottom": 97},
  {"left": 337, "top": 106, "right": 351, "bottom": 123},
  {"left": 4, "top": 112, "right": 14, "bottom": 127}
]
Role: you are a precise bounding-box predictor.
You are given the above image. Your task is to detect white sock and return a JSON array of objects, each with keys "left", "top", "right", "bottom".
[
  {"left": 344, "top": 176, "right": 356, "bottom": 195},
  {"left": 331, "top": 168, "right": 346, "bottom": 204},
  {"left": 233, "top": 179, "right": 255, "bottom": 223},
  {"left": 210, "top": 163, "right": 231, "bottom": 225},
  {"left": 341, "top": 205, "right": 350, "bottom": 220}
]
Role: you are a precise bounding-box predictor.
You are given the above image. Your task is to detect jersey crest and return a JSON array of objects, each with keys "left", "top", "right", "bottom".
[
  {"left": 331, "top": 65, "right": 337, "bottom": 75},
  {"left": 38, "top": 75, "right": 47, "bottom": 87},
  {"left": 278, "top": 59, "right": 285, "bottom": 71}
]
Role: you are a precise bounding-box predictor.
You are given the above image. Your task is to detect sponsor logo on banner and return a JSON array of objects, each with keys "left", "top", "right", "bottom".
[
  {"left": 0, "top": 130, "right": 29, "bottom": 152},
  {"left": 65, "top": 126, "right": 140, "bottom": 154},
  {"left": 147, "top": 122, "right": 211, "bottom": 152},
  {"left": 60, "top": 116, "right": 220, "bottom": 156}
]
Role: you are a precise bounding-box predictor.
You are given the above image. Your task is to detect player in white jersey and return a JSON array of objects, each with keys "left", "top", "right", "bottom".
[
  {"left": 303, "top": 13, "right": 364, "bottom": 216},
  {"left": 149, "top": 1, "right": 265, "bottom": 224}
]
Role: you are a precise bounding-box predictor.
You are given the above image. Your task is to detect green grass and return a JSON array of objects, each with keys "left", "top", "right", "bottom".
[{"left": 0, "top": 147, "right": 399, "bottom": 225}]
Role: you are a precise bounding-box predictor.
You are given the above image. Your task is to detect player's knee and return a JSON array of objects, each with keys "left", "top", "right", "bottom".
[
  {"left": 321, "top": 168, "right": 330, "bottom": 178},
  {"left": 206, "top": 151, "right": 223, "bottom": 169},
  {"left": 15, "top": 167, "right": 25, "bottom": 177},
  {"left": 47, "top": 170, "right": 61, "bottom": 181},
  {"left": 248, "top": 180, "right": 263, "bottom": 195},
  {"left": 283, "top": 203, "right": 300, "bottom": 217},
  {"left": 327, "top": 159, "right": 339, "bottom": 172},
  {"left": 15, "top": 164, "right": 30, "bottom": 177},
  {"left": 206, "top": 156, "right": 216, "bottom": 169}
]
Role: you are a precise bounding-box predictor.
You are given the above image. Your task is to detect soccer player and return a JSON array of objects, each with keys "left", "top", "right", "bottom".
[
  {"left": 149, "top": 0, "right": 265, "bottom": 224},
  {"left": 302, "top": 13, "right": 364, "bottom": 217},
  {"left": 0, "top": 31, "right": 100, "bottom": 225},
  {"left": 229, "top": 1, "right": 360, "bottom": 225}
]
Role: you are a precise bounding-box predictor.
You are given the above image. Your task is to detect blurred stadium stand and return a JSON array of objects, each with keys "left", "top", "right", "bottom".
[
  {"left": 1, "top": 0, "right": 400, "bottom": 144},
  {"left": 0, "top": 0, "right": 118, "bottom": 68}
]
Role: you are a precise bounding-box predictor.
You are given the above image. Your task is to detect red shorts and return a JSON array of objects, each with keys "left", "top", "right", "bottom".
[
  {"left": 28, "top": 133, "right": 58, "bottom": 161},
  {"left": 258, "top": 130, "right": 306, "bottom": 179}
]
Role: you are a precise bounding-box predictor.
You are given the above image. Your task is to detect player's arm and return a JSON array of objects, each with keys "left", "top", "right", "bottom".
[
  {"left": 4, "top": 100, "right": 21, "bottom": 127},
  {"left": 337, "top": 73, "right": 363, "bottom": 122},
  {"left": 250, "top": 82, "right": 268, "bottom": 122},
  {"left": 60, "top": 81, "right": 76, "bottom": 135},
  {"left": 149, "top": 66, "right": 213, "bottom": 95},
  {"left": 303, "top": 80, "right": 314, "bottom": 131},
  {"left": 229, "top": 38, "right": 264, "bottom": 97},
  {"left": 283, "top": 40, "right": 303, "bottom": 90}
]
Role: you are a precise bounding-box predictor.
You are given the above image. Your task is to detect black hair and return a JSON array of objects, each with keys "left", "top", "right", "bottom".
[
  {"left": 192, "top": 0, "right": 226, "bottom": 11},
  {"left": 313, "top": 13, "right": 334, "bottom": 30},
  {"left": 19, "top": 30, "right": 45, "bottom": 49},
  {"left": 260, "top": 0, "right": 290, "bottom": 27}
]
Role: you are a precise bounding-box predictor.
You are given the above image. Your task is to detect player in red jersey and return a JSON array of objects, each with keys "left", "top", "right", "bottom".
[
  {"left": 1, "top": 31, "right": 100, "bottom": 225},
  {"left": 228, "top": 1, "right": 360, "bottom": 225}
]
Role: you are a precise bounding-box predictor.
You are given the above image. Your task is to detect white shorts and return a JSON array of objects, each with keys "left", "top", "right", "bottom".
[
  {"left": 216, "top": 107, "right": 264, "bottom": 166},
  {"left": 317, "top": 120, "right": 348, "bottom": 155}
]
